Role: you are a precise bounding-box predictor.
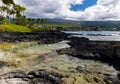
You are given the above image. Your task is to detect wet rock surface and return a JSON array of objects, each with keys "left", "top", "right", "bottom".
[{"left": 0, "top": 31, "right": 120, "bottom": 84}]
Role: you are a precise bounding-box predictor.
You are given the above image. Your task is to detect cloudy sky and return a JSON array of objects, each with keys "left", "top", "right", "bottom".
[{"left": 13, "top": 0, "right": 120, "bottom": 21}]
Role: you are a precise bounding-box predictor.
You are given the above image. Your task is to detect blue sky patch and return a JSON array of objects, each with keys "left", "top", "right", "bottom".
[{"left": 70, "top": 0, "right": 97, "bottom": 11}]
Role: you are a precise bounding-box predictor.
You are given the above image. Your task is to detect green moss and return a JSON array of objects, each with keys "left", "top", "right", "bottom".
[
  {"left": 0, "top": 42, "right": 36, "bottom": 51},
  {"left": 0, "top": 42, "right": 15, "bottom": 51},
  {"left": 0, "top": 24, "right": 31, "bottom": 32},
  {"left": 16, "top": 53, "right": 28, "bottom": 58}
]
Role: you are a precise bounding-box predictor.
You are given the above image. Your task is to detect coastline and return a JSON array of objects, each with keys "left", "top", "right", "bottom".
[{"left": 0, "top": 31, "right": 120, "bottom": 84}]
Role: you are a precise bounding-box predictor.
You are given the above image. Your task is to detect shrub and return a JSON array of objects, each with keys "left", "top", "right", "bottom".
[
  {"left": 0, "top": 24, "right": 31, "bottom": 32},
  {"left": 0, "top": 15, "right": 8, "bottom": 24}
]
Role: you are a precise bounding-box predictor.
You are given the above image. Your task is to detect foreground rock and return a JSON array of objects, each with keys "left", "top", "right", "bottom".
[
  {"left": 0, "top": 55, "right": 120, "bottom": 84},
  {"left": 0, "top": 69, "right": 67, "bottom": 84}
]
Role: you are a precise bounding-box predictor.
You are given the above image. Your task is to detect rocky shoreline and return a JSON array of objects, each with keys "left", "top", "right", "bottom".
[
  {"left": 0, "top": 31, "right": 120, "bottom": 84},
  {"left": 0, "top": 31, "right": 68, "bottom": 43},
  {"left": 57, "top": 36, "right": 120, "bottom": 70}
]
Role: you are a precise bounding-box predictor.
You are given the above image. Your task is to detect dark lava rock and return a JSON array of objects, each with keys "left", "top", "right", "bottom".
[
  {"left": 57, "top": 41, "right": 113, "bottom": 61},
  {"left": 0, "top": 31, "right": 68, "bottom": 44},
  {"left": 28, "top": 69, "right": 64, "bottom": 84},
  {"left": 68, "top": 36, "right": 89, "bottom": 42},
  {"left": 0, "top": 70, "right": 27, "bottom": 79},
  {"left": 0, "top": 61, "right": 8, "bottom": 68},
  {"left": 117, "top": 73, "right": 120, "bottom": 80},
  {"left": 0, "top": 69, "right": 67, "bottom": 84},
  {"left": 57, "top": 36, "right": 120, "bottom": 70}
]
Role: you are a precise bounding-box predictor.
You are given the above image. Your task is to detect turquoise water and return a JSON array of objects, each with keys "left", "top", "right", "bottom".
[{"left": 64, "top": 31, "right": 120, "bottom": 41}]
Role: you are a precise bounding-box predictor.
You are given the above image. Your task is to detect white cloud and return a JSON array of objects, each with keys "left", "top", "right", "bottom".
[{"left": 13, "top": 0, "right": 120, "bottom": 21}]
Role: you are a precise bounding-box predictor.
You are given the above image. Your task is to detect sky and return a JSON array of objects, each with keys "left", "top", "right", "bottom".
[
  {"left": 1, "top": 0, "right": 120, "bottom": 21},
  {"left": 70, "top": 0, "right": 97, "bottom": 11}
]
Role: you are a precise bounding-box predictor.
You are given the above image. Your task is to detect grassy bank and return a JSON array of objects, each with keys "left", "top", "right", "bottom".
[{"left": 0, "top": 24, "right": 31, "bottom": 32}]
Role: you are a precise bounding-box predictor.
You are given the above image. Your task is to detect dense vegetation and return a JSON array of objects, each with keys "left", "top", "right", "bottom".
[
  {"left": 0, "top": 0, "right": 31, "bottom": 32},
  {"left": 0, "top": 0, "right": 68, "bottom": 32}
]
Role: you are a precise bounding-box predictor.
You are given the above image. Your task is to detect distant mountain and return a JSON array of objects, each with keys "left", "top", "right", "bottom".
[{"left": 48, "top": 19, "right": 120, "bottom": 29}]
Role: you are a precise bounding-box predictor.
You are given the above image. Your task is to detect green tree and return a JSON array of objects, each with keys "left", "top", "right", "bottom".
[
  {"left": 0, "top": 15, "right": 8, "bottom": 24},
  {"left": 9, "top": 9, "right": 16, "bottom": 18},
  {"left": 1, "top": 0, "right": 14, "bottom": 5},
  {"left": 40, "top": 19, "right": 47, "bottom": 27},
  {"left": 37, "top": 18, "right": 41, "bottom": 24},
  {"left": 27, "top": 18, "right": 35, "bottom": 28},
  {"left": 14, "top": 16, "right": 27, "bottom": 26},
  {"left": 13, "top": 4, "right": 26, "bottom": 18},
  {"left": 0, "top": 0, "right": 26, "bottom": 21},
  {"left": 1, "top": 0, "right": 14, "bottom": 19},
  {"left": 42, "top": 19, "right": 47, "bottom": 28},
  {"left": 0, "top": 6, "right": 7, "bottom": 15}
]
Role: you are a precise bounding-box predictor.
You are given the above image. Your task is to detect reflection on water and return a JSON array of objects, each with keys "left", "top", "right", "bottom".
[{"left": 64, "top": 31, "right": 120, "bottom": 41}]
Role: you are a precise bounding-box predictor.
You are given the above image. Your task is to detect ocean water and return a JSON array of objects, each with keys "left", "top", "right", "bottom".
[{"left": 64, "top": 31, "right": 120, "bottom": 41}]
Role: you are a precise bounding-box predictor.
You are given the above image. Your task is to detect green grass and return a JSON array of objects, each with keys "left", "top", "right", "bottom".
[{"left": 0, "top": 24, "right": 31, "bottom": 32}]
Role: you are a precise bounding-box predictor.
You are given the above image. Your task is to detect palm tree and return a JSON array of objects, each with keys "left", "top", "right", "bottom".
[
  {"left": 1, "top": 0, "right": 14, "bottom": 5},
  {"left": 9, "top": 9, "right": 16, "bottom": 18},
  {"left": 1, "top": 0, "right": 14, "bottom": 20},
  {"left": 1, "top": 0, "right": 26, "bottom": 19},
  {"left": 43, "top": 19, "right": 47, "bottom": 28},
  {"left": 37, "top": 18, "right": 40, "bottom": 24},
  {"left": 0, "top": 6, "right": 9, "bottom": 17},
  {"left": 0, "top": 6, "right": 6, "bottom": 15},
  {"left": 0, "top": 0, "right": 26, "bottom": 25},
  {"left": 13, "top": 4, "right": 26, "bottom": 18}
]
